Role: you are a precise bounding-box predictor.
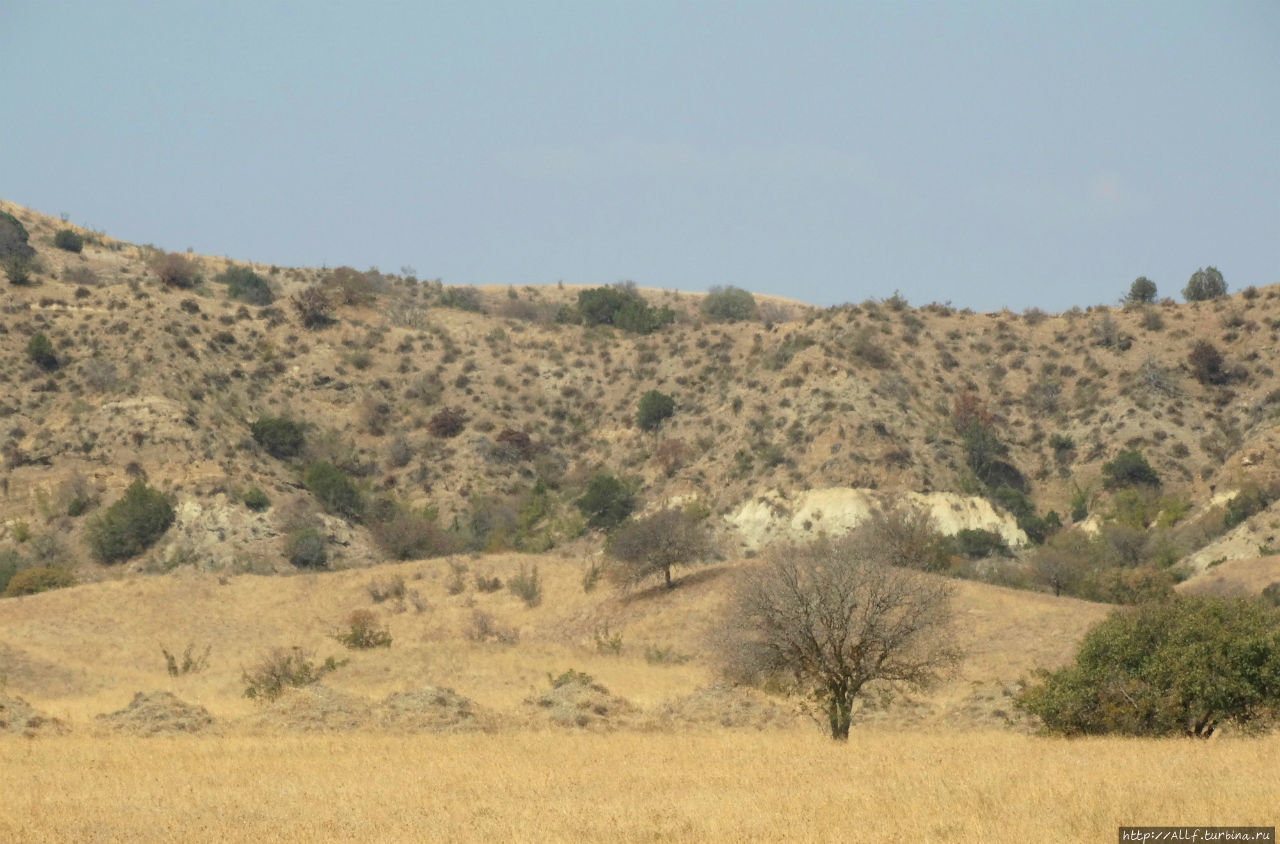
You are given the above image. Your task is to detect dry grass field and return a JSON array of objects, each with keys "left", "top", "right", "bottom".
[{"left": 5, "top": 731, "right": 1278, "bottom": 843}]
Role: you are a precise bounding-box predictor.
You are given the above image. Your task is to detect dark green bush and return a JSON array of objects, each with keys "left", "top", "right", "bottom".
[
  {"left": 26, "top": 332, "right": 58, "bottom": 371},
  {"left": 217, "top": 266, "right": 274, "bottom": 305},
  {"left": 574, "top": 472, "right": 635, "bottom": 530},
  {"left": 242, "top": 486, "right": 271, "bottom": 511},
  {"left": 1124, "top": 277, "right": 1156, "bottom": 305},
  {"left": 1102, "top": 450, "right": 1160, "bottom": 489},
  {"left": 2, "top": 565, "right": 75, "bottom": 598},
  {"left": 84, "top": 479, "right": 176, "bottom": 564},
  {"left": 251, "top": 416, "right": 305, "bottom": 459},
  {"left": 304, "top": 461, "right": 364, "bottom": 522},
  {"left": 0, "top": 550, "right": 25, "bottom": 595},
  {"left": 575, "top": 286, "right": 674, "bottom": 334},
  {"left": 635, "top": 390, "right": 676, "bottom": 431},
  {"left": 1224, "top": 484, "right": 1273, "bottom": 529},
  {"left": 1188, "top": 340, "right": 1227, "bottom": 385},
  {"left": 286, "top": 527, "right": 328, "bottom": 568},
  {"left": 53, "top": 228, "right": 84, "bottom": 253},
  {"left": 701, "top": 285, "right": 757, "bottom": 322},
  {"left": 0, "top": 211, "right": 34, "bottom": 262},
  {"left": 3, "top": 257, "right": 33, "bottom": 285},
  {"left": 951, "top": 529, "right": 1011, "bottom": 559},
  {"left": 1018, "top": 596, "right": 1280, "bottom": 737},
  {"left": 438, "top": 285, "right": 484, "bottom": 312}
]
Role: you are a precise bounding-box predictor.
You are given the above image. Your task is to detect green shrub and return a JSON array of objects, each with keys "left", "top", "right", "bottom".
[
  {"left": 1262, "top": 582, "right": 1280, "bottom": 608},
  {"left": 285, "top": 527, "right": 328, "bottom": 569},
  {"left": 1188, "top": 340, "right": 1228, "bottom": 385},
  {"left": 251, "top": 416, "right": 305, "bottom": 459},
  {"left": 1, "top": 565, "right": 75, "bottom": 598},
  {"left": 574, "top": 286, "right": 674, "bottom": 334},
  {"left": 242, "top": 486, "right": 271, "bottom": 512},
  {"left": 304, "top": 462, "right": 365, "bottom": 522},
  {"left": 3, "top": 257, "right": 33, "bottom": 285},
  {"left": 438, "top": 285, "right": 484, "bottom": 312},
  {"left": 370, "top": 508, "right": 452, "bottom": 560},
  {"left": 333, "top": 609, "right": 392, "bottom": 649},
  {"left": 701, "top": 285, "right": 757, "bottom": 322},
  {"left": 0, "top": 211, "right": 34, "bottom": 262},
  {"left": 26, "top": 332, "right": 58, "bottom": 371},
  {"left": 84, "top": 479, "right": 176, "bottom": 564},
  {"left": 952, "top": 529, "right": 1010, "bottom": 559},
  {"left": 1182, "top": 266, "right": 1227, "bottom": 302},
  {"left": 217, "top": 266, "right": 274, "bottom": 305},
  {"left": 635, "top": 390, "right": 676, "bottom": 431},
  {"left": 0, "top": 550, "right": 26, "bottom": 595},
  {"left": 53, "top": 228, "right": 84, "bottom": 253},
  {"left": 574, "top": 472, "right": 634, "bottom": 530},
  {"left": 1101, "top": 450, "right": 1160, "bottom": 489},
  {"left": 1018, "top": 596, "right": 1280, "bottom": 737},
  {"left": 242, "top": 646, "right": 345, "bottom": 701},
  {"left": 1225, "top": 484, "right": 1273, "bottom": 530}
]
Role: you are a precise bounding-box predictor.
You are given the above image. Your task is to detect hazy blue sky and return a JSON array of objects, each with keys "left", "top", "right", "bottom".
[{"left": 3, "top": 2, "right": 1277, "bottom": 311}]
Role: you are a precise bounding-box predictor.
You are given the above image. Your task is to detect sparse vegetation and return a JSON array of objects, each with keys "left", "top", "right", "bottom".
[
  {"left": 242, "top": 647, "right": 346, "bottom": 701},
  {"left": 333, "top": 609, "right": 392, "bottom": 649}
]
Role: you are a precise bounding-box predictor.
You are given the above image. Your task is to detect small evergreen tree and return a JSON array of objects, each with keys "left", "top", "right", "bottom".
[
  {"left": 1182, "top": 266, "right": 1227, "bottom": 302},
  {"left": 635, "top": 390, "right": 675, "bottom": 431},
  {"left": 574, "top": 472, "right": 634, "bottom": 530},
  {"left": 85, "top": 479, "right": 176, "bottom": 564}
]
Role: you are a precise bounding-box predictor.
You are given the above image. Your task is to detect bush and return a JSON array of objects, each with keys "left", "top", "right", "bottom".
[
  {"left": 85, "top": 479, "right": 176, "bottom": 564},
  {"left": 2, "top": 565, "right": 75, "bottom": 598},
  {"left": 162, "top": 642, "right": 211, "bottom": 676},
  {"left": 0, "top": 211, "right": 35, "bottom": 262},
  {"left": 1018, "top": 596, "right": 1280, "bottom": 737},
  {"left": 574, "top": 286, "right": 674, "bottom": 334},
  {"left": 1188, "top": 340, "right": 1227, "bottom": 385},
  {"left": 152, "top": 252, "right": 200, "bottom": 288},
  {"left": 53, "top": 228, "right": 84, "bottom": 253},
  {"left": 952, "top": 529, "right": 1010, "bottom": 559},
  {"left": 285, "top": 527, "right": 328, "bottom": 569},
  {"left": 370, "top": 508, "right": 453, "bottom": 560},
  {"left": 438, "top": 285, "right": 484, "bottom": 312},
  {"left": 1224, "top": 484, "right": 1273, "bottom": 530},
  {"left": 428, "top": 407, "right": 467, "bottom": 438},
  {"left": 3, "top": 257, "right": 33, "bottom": 285},
  {"left": 242, "top": 486, "right": 271, "bottom": 511},
  {"left": 635, "top": 390, "right": 676, "bottom": 431},
  {"left": 574, "top": 472, "right": 635, "bottom": 530},
  {"left": 251, "top": 416, "right": 305, "bottom": 459},
  {"left": 217, "top": 266, "right": 274, "bottom": 305},
  {"left": 26, "top": 332, "right": 58, "bottom": 371},
  {"left": 333, "top": 609, "right": 392, "bottom": 649},
  {"left": 292, "top": 285, "right": 334, "bottom": 328},
  {"left": 605, "top": 508, "right": 712, "bottom": 589},
  {"left": 507, "top": 564, "right": 543, "bottom": 607},
  {"left": 1101, "top": 450, "right": 1160, "bottom": 489},
  {"left": 304, "top": 462, "right": 364, "bottom": 522},
  {"left": 702, "top": 285, "right": 757, "bottom": 322},
  {"left": 1182, "top": 266, "right": 1227, "bottom": 302},
  {"left": 1124, "top": 276, "right": 1157, "bottom": 305},
  {"left": 242, "top": 647, "right": 345, "bottom": 701}
]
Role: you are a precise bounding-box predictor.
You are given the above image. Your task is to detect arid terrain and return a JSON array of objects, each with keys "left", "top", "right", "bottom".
[{"left": 2, "top": 198, "right": 1279, "bottom": 841}]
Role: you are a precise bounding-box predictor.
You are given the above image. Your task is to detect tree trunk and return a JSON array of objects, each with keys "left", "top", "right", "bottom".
[
  {"left": 828, "top": 696, "right": 853, "bottom": 741},
  {"left": 663, "top": 566, "right": 673, "bottom": 589}
]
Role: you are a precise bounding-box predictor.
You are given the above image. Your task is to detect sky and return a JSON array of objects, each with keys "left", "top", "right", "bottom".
[{"left": 2, "top": 1, "right": 1277, "bottom": 312}]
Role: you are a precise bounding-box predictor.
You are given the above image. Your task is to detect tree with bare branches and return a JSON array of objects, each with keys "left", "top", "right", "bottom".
[
  {"left": 605, "top": 507, "right": 712, "bottom": 590},
  {"left": 719, "top": 533, "right": 959, "bottom": 740}
]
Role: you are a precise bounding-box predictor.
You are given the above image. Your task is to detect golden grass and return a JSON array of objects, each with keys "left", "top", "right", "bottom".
[{"left": 4, "top": 730, "right": 1277, "bottom": 843}]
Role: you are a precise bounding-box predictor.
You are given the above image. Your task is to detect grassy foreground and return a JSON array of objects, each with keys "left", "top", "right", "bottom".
[{"left": 4, "top": 730, "right": 1276, "bottom": 843}]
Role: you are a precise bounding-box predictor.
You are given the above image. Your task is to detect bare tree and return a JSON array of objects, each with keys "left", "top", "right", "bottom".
[
  {"left": 605, "top": 508, "right": 712, "bottom": 590},
  {"left": 719, "top": 533, "right": 959, "bottom": 740}
]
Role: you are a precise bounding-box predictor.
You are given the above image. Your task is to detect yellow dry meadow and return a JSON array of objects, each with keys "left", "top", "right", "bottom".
[{"left": 3, "top": 731, "right": 1278, "bottom": 843}]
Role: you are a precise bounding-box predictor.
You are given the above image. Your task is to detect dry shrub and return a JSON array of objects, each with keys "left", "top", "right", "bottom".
[{"left": 334, "top": 609, "right": 392, "bottom": 649}]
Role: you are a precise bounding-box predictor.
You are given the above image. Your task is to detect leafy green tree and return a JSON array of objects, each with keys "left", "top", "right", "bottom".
[
  {"left": 1182, "top": 266, "right": 1227, "bottom": 302},
  {"left": 1101, "top": 450, "right": 1160, "bottom": 489},
  {"left": 217, "top": 266, "right": 274, "bottom": 305},
  {"left": 635, "top": 390, "right": 676, "bottom": 431},
  {"left": 1018, "top": 597, "right": 1280, "bottom": 737},
  {"left": 1125, "top": 277, "right": 1157, "bottom": 305},
  {"left": 304, "top": 462, "right": 365, "bottom": 522},
  {"left": 701, "top": 285, "right": 758, "bottom": 322},
  {"left": 605, "top": 508, "right": 712, "bottom": 589},
  {"left": 84, "top": 479, "right": 176, "bottom": 563},
  {"left": 251, "top": 416, "right": 305, "bottom": 459},
  {"left": 574, "top": 472, "right": 634, "bottom": 530}
]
